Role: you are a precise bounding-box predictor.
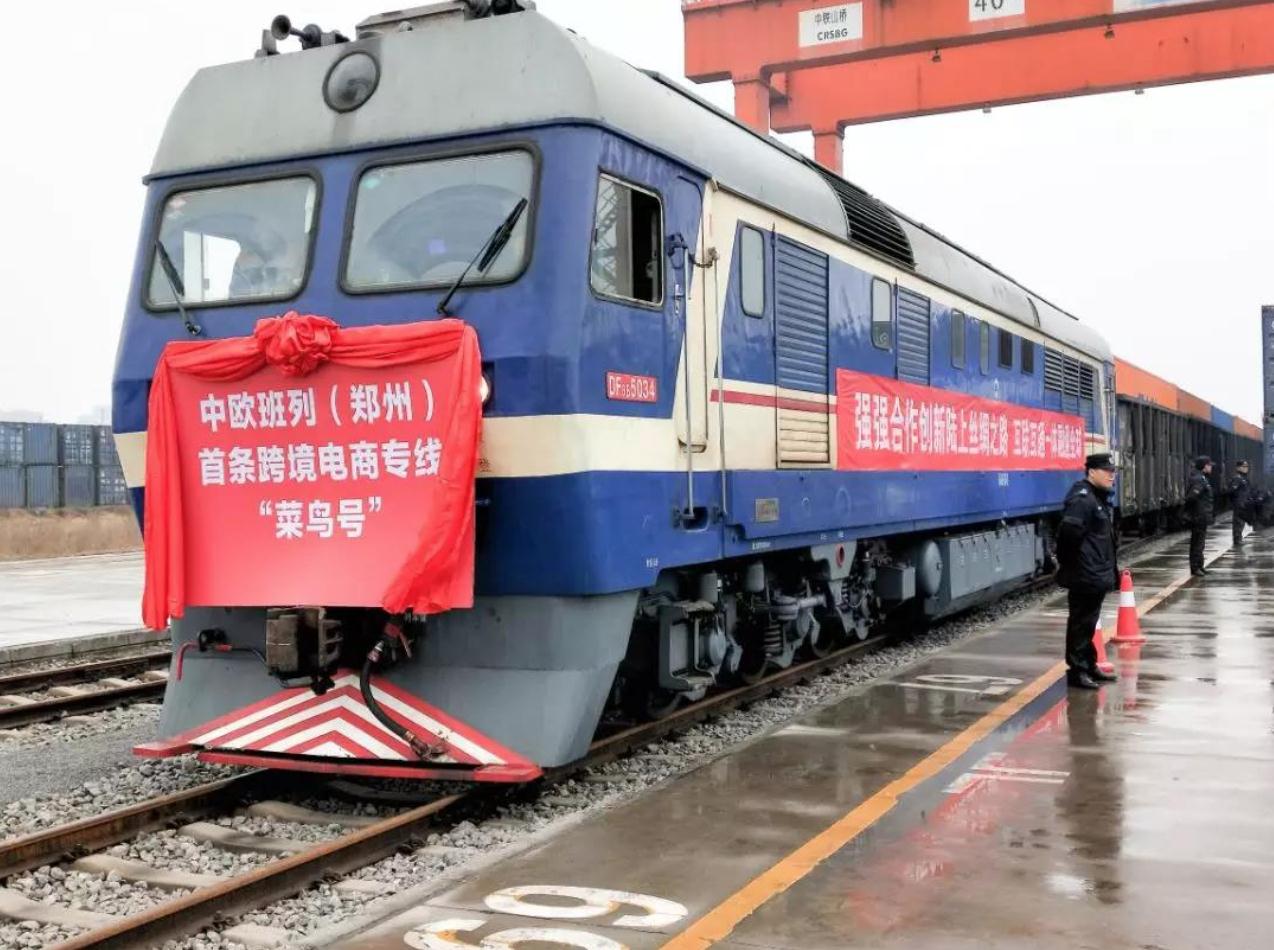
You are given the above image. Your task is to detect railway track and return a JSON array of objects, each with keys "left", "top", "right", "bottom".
[
  {"left": 0, "top": 652, "right": 171, "bottom": 730},
  {"left": 0, "top": 534, "right": 1173, "bottom": 948},
  {"left": 0, "top": 651, "right": 171, "bottom": 694},
  {"left": 0, "top": 630, "right": 900, "bottom": 949}
]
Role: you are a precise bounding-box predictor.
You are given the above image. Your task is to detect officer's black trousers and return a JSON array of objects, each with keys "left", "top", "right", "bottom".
[
  {"left": 1233, "top": 515, "right": 1247, "bottom": 546},
  {"left": 1190, "top": 525, "right": 1208, "bottom": 572},
  {"left": 1065, "top": 587, "right": 1105, "bottom": 673}
]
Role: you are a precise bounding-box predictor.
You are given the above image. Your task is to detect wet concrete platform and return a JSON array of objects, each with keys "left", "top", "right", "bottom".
[
  {"left": 0, "top": 553, "right": 144, "bottom": 657},
  {"left": 328, "top": 523, "right": 1274, "bottom": 950}
]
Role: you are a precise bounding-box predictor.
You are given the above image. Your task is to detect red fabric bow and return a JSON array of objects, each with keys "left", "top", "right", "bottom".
[
  {"left": 253, "top": 312, "right": 337, "bottom": 376},
  {"left": 141, "top": 313, "right": 482, "bottom": 630}
]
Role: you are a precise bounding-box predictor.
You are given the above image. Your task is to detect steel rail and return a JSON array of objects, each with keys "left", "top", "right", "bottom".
[
  {"left": 0, "top": 681, "right": 166, "bottom": 730},
  {"left": 0, "top": 772, "right": 276, "bottom": 879},
  {"left": 0, "top": 651, "right": 171, "bottom": 695},
  {"left": 50, "top": 793, "right": 468, "bottom": 950}
]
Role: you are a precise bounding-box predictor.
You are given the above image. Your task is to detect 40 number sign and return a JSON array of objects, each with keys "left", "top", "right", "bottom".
[{"left": 970, "top": 0, "right": 1026, "bottom": 21}]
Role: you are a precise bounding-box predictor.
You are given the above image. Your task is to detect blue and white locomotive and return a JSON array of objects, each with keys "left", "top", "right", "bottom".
[{"left": 115, "top": 2, "right": 1112, "bottom": 781}]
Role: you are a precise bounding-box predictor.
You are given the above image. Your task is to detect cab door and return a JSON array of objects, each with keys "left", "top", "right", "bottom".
[{"left": 671, "top": 175, "right": 709, "bottom": 453}]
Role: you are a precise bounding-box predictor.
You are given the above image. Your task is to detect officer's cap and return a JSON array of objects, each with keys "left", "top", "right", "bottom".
[
  {"left": 1194, "top": 455, "right": 1213, "bottom": 470},
  {"left": 1237, "top": 459, "right": 1250, "bottom": 470},
  {"left": 1085, "top": 453, "right": 1116, "bottom": 472}
]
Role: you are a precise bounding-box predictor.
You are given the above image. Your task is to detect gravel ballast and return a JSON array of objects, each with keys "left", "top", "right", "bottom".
[
  {"left": 0, "top": 702, "right": 163, "bottom": 755},
  {"left": 0, "top": 758, "right": 242, "bottom": 840}
]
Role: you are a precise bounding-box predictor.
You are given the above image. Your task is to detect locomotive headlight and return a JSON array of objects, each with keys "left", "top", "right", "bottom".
[
  {"left": 479, "top": 373, "right": 492, "bottom": 405},
  {"left": 324, "top": 51, "right": 380, "bottom": 113}
]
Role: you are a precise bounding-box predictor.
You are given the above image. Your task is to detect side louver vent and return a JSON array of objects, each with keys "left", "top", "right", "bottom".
[
  {"left": 896, "top": 289, "right": 931, "bottom": 385},
  {"left": 1043, "top": 349, "right": 1065, "bottom": 392},
  {"left": 813, "top": 167, "right": 915, "bottom": 269},
  {"left": 775, "top": 236, "right": 831, "bottom": 466}
]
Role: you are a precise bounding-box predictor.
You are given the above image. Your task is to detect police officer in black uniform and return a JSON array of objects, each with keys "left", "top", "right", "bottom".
[
  {"left": 1185, "top": 456, "right": 1214, "bottom": 576},
  {"left": 1228, "top": 460, "right": 1252, "bottom": 548},
  {"left": 1056, "top": 453, "right": 1120, "bottom": 690}
]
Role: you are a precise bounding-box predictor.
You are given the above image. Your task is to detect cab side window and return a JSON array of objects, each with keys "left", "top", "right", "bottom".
[
  {"left": 998, "top": 329, "right": 1015, "bottom": 369},
  {"left": 871, "top": 278, "right": 893, "bottom": 350},
  {"left": 590, "top": 175, "right": 663, "bottom": 305},
  {"left": 740, "top": 226, "right": 766, "bottom": 317}
]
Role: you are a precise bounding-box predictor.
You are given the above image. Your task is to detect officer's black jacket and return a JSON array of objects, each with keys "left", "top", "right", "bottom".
[
  {"left": 1056, "top": 478, "right": 1118, "bottom": 592},
  {"left": 1185, "top": 471, "right": 1214, "bottom": 525},
  {"left": 1228, "top": 472, "right": 1251, "bottom": 516}
]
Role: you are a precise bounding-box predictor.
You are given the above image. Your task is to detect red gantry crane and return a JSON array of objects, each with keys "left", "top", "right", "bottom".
[{"left": 683, "top": 0, "right": 1274, "bottom": 171}]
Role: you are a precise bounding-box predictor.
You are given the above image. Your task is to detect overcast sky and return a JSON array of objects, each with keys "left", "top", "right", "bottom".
[{"left": 2, "top": 0, "right": 1270, "bottom": 423}]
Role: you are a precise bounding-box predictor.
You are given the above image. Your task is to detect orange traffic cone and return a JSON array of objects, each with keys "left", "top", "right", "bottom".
[
  {"left": 1112, "top": 570, "right": 1146, "bottom": 644},
  {"left": 1092, "top": 617, "right": 1115, "bottom": 674}
]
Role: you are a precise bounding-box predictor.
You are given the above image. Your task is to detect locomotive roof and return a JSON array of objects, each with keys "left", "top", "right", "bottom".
[{"left": 151, "top": 9, "right": 1110, "bottom": 363}]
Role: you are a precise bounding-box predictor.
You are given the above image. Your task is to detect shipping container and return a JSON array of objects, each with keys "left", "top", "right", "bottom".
[
  {"left": 22, "top": 423, "right": 57, "bottom": 465},
  {"left": 61, "top": 464, "right": 96, "bottom": 508},
  {"left": 1176, "top": 390, "right": 1213, "bottom": 422},
  {"left": 95, "top": 426, "right": 119, "bottom": 466},
  {"left": 1211, "top": 406, "right": 1235, "bottom": 433},
  {"left": 1114, "top": 358, "right": 1178, "bottom": 411},
  {"left": 59, "top": 425, "right": 96, "bottom": 465},
  {"left": 96, "top": 466, "right": 129, "bottom": 506},
  {"left": 0, "top": 466, "right": 23, "bottom": 508},
  {"left": 24, "top": 465, "right": 59, "bottom": 508},
  {"left": 1236, "top": 418, "right": 1264, "bottom": 440},
  {"left": 0, "top": 422, "right": 24, "bottom": 465}
]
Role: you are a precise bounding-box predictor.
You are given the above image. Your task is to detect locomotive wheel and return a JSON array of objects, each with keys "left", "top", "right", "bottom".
[
  {"left": 640, "top": 688, "right": 682, "bottom": 720},
  {"left": 799, "top": 621, "right": 838, "bottom": 660},
  {"left": 733, "top": 645, "right": 769, "bottom": 685}
]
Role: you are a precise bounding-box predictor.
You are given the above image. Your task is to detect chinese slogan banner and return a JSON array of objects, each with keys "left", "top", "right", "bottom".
[
  {"left": 142, "top": 313, "right": 482, "bottom": 629},
  {"left": 836, "top": 369, "right": 1085, "bottom": 471}
]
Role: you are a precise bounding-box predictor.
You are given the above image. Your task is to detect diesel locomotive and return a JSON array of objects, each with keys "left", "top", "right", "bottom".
[{"left": 114, "top": 1, "right": 1256, "bottom": 782}]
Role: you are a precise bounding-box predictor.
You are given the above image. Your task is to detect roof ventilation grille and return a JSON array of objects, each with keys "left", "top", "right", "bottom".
[{"left": 812, "top": 166, "right": 914, "bottom": 269}]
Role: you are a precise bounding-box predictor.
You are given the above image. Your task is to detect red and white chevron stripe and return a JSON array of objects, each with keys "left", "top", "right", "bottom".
[{"left": 135, "top": 671, "right": 540, "bottom": 781}]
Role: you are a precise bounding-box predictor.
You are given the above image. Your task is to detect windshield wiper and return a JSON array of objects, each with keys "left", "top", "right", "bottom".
[
  {"left": 437, "top": 197, "right": 529, "bottom": 316},
  {"left": 154, "top": 240, "right": 202, "bottom": 336}
]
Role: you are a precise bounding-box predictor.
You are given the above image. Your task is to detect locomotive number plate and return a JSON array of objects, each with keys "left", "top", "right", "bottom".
[{"left": 606, "top": 372, "right": 658, "bottom": 403}]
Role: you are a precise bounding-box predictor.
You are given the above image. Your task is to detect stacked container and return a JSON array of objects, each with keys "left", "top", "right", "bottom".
[
  {"left": 59, "top": 424, "right": 97, "bottom": 507},
  {"left": 96, "top": 466, "right": 130, "bottom": 506},
  {"left": 24, "top": 464, "right": 59, "bottom": 508},
  {"left": 22, "top": 423, "right": 58, "bottom": 508},
  {"left": 0, "top": 421, "right": 23, "bottom": 508},
  {"left": 95, "top": 427, "right": 125, "bottom": 505},
  {"left": 0, "top": 422, "right": 136, "bottom": 509}
]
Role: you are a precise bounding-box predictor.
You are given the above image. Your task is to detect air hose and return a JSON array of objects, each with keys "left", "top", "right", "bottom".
[{"left": 359, "top": 623, "right": 439, "bottom": 760}]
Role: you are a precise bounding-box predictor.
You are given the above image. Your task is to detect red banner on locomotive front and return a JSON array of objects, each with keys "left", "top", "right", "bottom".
[{"left": 142, "top": 314, "right": 483, "bottom": 628}]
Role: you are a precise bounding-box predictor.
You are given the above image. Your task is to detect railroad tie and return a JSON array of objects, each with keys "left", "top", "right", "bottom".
[
  {"left": 0, "top": 886, "right": 118, "bottom": 929},
  {"left": 222, "top": 923, "right": 291, "bottom": 948},
  {"left": 70, "top": 854, "right": 222, "bottom": 891},
  {"left": 47, "top": 686, "right": 89, "bottom": 699},
  {"left": 178, "top": 822, "right": 310, "bottom": 855},
  {"left": 245, "top": 800, "right": 380, "bottom": 829},
  {"left": 71, "top": 853, "right": 381, "bottom": 896}
]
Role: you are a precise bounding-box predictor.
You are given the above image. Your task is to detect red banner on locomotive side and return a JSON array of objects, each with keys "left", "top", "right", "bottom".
[{"left": 835, "top": 368, "right": 1086, "bottom": 471}]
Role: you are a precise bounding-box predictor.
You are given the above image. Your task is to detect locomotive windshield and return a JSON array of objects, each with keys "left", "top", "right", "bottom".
[
  {"left": 147, "top": 177, "right": 317, "bottom": 309},
  {"left": 344, "top": 150, "right": 533, "bottom": 292}
]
